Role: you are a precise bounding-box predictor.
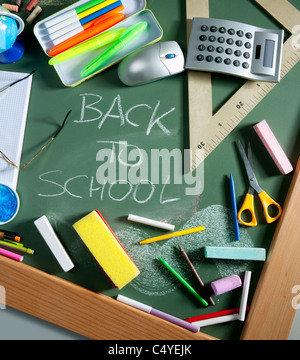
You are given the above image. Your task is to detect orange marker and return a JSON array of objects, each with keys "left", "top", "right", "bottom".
[
  {"left": 82, "top": 5, "right": 124, "bottom": 31},
  {"left": 49, "top": 12, "right": 125, "bottom": 57}
]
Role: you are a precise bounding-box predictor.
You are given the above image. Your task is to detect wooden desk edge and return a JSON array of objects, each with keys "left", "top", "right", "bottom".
[
  {"left": 241, "top": 157, "right": 300, "bottom": 340},
  {"left": 0, "top": 256, "right": 216, "bottom": 340}
]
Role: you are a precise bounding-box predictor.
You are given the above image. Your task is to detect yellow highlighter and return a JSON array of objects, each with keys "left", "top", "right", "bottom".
[{"left": 49, "top": 28, "right": 126, "bottom": 65}]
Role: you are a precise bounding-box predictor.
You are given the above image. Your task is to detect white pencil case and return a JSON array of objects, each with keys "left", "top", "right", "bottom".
[{"left": 34, "top": 0, "right": 163, "bottom": 87}]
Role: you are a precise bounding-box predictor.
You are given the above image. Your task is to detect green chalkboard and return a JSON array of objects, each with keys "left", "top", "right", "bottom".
[{"left": 1, "top": 0, "right": 300, "bottom": 340}]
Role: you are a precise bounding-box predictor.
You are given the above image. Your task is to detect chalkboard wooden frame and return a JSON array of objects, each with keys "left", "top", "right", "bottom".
[{"left": 0, "top": 157, "right": 299, "bottom": 340}]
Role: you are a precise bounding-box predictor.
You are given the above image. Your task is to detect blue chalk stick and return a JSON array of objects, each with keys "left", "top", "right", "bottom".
[{"left": 204, "top": 246, "right": 266, "bottom": 261}]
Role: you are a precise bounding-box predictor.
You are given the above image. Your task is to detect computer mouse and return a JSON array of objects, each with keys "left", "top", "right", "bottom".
[{"left": 118, "top": 41, "right": 185, "bottom": 86}]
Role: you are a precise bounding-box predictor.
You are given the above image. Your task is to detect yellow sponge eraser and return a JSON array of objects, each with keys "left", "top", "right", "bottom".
[{"left": 73, "top": 210, "right": 140, "bottom": 289}]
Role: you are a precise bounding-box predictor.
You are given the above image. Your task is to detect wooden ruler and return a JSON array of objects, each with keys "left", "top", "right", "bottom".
[{"left": 186, "top": 0, "right": 300, "bottom": 172}]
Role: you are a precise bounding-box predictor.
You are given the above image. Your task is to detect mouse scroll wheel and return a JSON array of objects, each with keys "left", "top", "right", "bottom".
[{"left": 165, "top": 53, "right": 176, "bottom": 59}]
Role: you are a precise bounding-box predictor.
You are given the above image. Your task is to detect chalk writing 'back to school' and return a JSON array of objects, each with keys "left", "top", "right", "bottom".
[{"left": 73, "top": 93, "right": 176, "bottom": 136}]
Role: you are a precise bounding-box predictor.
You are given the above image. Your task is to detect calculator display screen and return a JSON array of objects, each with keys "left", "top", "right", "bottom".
[{"left": 263, "top": 39, "right": 275, "bottom": 68}]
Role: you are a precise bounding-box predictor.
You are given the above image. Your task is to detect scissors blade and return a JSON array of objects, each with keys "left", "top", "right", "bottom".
[{"left": 237, "top": 140, "right": 262, "bottom": 193}]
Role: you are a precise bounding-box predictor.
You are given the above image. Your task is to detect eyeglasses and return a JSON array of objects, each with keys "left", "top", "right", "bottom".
[
  {"left": 0, "top": 69, "right": 36, "bottom": 94},
  {"left": 0, "top": 109, "right": 71, "bottom": 171}
]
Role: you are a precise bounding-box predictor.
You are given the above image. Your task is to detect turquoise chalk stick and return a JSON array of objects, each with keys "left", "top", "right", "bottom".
[{"left": 204, "top": 246, "right": 266, "bottom": 261}]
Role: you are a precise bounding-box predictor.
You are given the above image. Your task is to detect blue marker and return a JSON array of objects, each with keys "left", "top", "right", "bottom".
[{"left": 229, "top": 173, "right": 240, "bottom": 241}]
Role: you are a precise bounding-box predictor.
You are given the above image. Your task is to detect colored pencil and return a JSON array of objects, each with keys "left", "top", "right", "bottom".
[
  {"left": 0, "top": 239, "right": 34, "bottom": 254},
  {"left": 158, "top": 257, "right": 208, "bottom": 307},
  {"left": 229, "top": 173, "right": 240, "bottom": 241},
  {"left": 139, "top": 226, "right": 205, "bottom": 244},
  {"left": 178, "top": 245, "right": 215, "bottom": 306}
]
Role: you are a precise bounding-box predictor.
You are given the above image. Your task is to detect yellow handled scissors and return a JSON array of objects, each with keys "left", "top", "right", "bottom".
[{"left": 237, "top": 140, "right": 282, "bottom": 227}]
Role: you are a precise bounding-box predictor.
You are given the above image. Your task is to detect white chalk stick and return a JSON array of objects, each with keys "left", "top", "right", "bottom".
[
  {"left": 128, "top": 214, "right": 175, "bottom": 231},
  {"left": 238, "top": 271, "right": 252, "bottom": 321},
  {"left": 34, "top": 215, "right": 75, "bottom": 272},
  {"left": 253, "top": 120, "right": 293, "bottom": 175},
  {"left": 192, "top": 313, "right": 239, "bottom": 328}
]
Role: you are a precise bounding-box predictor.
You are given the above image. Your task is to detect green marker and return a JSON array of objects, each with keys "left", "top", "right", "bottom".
[
  {"left": 76, "top": 0, "right": 108, "bottom": 14},
  {"left": 158, "top": 257, "right": 208, "bottom": 307},
  {"left": 81, "top": 21, "right": 148, "bottom": 78},
  {"left": 49, "top": 28, "right": 126, "bottom": 66}
]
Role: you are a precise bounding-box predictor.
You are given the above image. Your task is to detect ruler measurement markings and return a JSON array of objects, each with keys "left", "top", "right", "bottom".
[
  {"left": 245, "top": 103, "right": 252, "bottom": 111},
  {"left": 227, "top": 122, "right": 234, "bottom": 130},
  {"left": 289, "top": 57, "right": 297, "bottom": 65},
  {"left": 218, "top": 131, "right": 226, "bottom": 139}
]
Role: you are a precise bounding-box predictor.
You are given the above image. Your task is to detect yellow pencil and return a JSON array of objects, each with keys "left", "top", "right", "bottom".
[{"left": 139, "top": 226, "right": 205, "bottom": 245}]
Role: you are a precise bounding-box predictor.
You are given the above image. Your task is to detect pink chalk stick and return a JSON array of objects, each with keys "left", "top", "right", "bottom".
[
  {"left": 211, "top": 274, "right": 242, "bottom": 296},
  {"left": 253, "top": 120, "right": 293, "bottom": 175},
  {"left": 0, "top": 248, "right": 23, "bottom": 262}
]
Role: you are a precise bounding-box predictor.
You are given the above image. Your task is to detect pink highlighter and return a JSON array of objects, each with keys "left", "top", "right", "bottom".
[{"left": 0, "top": 248, "right": 23, "bottom": 262}]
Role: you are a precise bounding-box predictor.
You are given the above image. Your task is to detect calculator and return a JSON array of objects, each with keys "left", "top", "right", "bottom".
[{"left": 185, "top": 18, "right": 284, "bottom": 82}]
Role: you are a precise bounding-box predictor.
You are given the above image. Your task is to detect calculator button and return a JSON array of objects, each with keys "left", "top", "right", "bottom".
[
  {"left": 219, "top": 27, "right": 226, "bottom": 33},
  {"left": 207, "top": 45, "right": 215, "bottom": 52},
  {"left": 198, "top": 44, "right": 206, "bottom": 51},
  {"left": 228, "top": 28, "right": 235, "bottom": 35},
  {"left": 215, "top": 57, "right": 223, "bottom": 63},
  {"left": 225, "top": 48, "right": 233, "bottom": 55},
  {"left": 206, "top": 55, "right": 214, "bottom": 62},
  {"left": 234, "top": 50, "right": 242, "bottom": 57},
  {"left": 243, "top": 52, "right": 250, "bottom": 59},
  {"left": 237, "top": 30, "right": 244, "bottom": 37},
  {"left": 233, "top": 60, "right": 240, "bottom": 67},
  {"left": 197, "top": 54, "right": 204, "bottom": 61},
  {"left": 210, "top": 26, "right": 217, "bottom": 32},
  {"left": 218, "top": 36, "right": 225, "bottom": 43},
  {"left": 227, "top": 38, "right": 234, "bottom": 45},
  {"left": 246, "top": 32, "right": 253, "bottom": 39},
  {"left": 242, "top": 62, "right": 249, "bottom": 69},
  {"left": 200, "top": 35, "right": 207, "bottom": 41},
  {"left": 216, "top": 46, "right": 224, "bottom": 53},
  {"left": 201, "top": 25, "right": 208, "bottom": 31},
  {"left": 245, "top": 42, "right": 252, "bottom": 49},
  {"left": 209, "top": 35, "right": 216, "bottom": 42},
  {"left": 224, "top": 58, "right": 232, "bottom": 65},
  {"left": 236, "top": 40, "right": 243, "bottom": 47}
]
